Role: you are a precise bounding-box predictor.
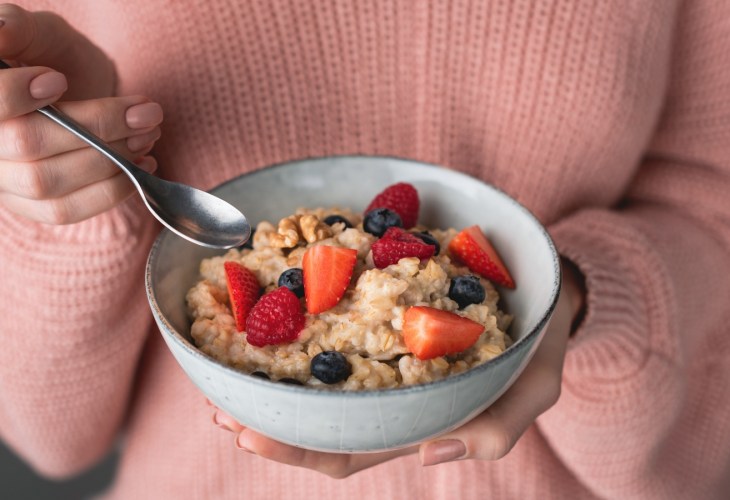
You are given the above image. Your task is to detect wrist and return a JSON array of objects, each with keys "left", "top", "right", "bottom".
[{"left": 560, "top": 257, "right": 587, "bottom": 334}]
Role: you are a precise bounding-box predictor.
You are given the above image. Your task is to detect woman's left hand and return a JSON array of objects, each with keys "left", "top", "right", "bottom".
[{"left": 211, "top": 260, "right": 584, "bottom": 477}]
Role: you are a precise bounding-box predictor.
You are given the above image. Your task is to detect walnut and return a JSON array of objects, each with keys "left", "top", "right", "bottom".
[
  {"left": 269, "top": 215, "right": 302, "bottom": 248},
  {"left": 269, "top": 214, "right": 333, "bottom": 248},
  {"left": 299, "top": 214, "right": 332, "bottom": 243}
]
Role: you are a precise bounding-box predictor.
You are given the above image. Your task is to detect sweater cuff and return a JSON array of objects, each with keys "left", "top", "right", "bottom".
[{"left": 547, "top": 208, "right": 675, "bottom": 382}]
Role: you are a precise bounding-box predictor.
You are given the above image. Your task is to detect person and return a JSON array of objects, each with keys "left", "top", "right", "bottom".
[{"left": 0, "top": 1, "right": 728, "bottom": 498}]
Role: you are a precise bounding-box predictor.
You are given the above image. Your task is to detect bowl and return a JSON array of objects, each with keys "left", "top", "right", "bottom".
[{"left": 145, "top": 156, "right": 561, "bottom": 453}]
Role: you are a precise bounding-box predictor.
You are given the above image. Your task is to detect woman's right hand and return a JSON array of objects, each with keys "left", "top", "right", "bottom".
[{"left": 0, "top": 4, "right": 163, "bottom": 224}]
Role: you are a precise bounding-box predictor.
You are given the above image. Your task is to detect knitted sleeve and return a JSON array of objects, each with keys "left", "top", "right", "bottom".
[
  {"left": 539, "top": 1, "right": 730, "bottom": 497},
  {"left": 0, "top": 197, "right": 159, "bottom": 479}
]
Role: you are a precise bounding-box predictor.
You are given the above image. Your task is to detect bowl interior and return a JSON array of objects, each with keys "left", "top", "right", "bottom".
[{"left": 149, "top": 156, "right": 559, "bottom": 371}]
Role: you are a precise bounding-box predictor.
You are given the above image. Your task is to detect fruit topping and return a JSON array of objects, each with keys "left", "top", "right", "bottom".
[
  {"left": 302, "top": 245, "right": 358, "bottom": 314},
  {"left": 412, "top": 231, "right": 440, "bottom": 255},
  {"left": 278, "top": 268, "right": 305, "bottom": 298},
  {"left": 402, "top": 306, "right": 485, "bottom": 360},
  {"left": 363, "top": 208, "right": 402, "bottom": 237},
  {"left": 448, "top": 225, "right": 515, "bottom": 288},
  {"left": 323, "top": 214, "right": 353, "bottom": 229},
  {"left": 448, "top": 275, "right": 486, "bottom": 309},
  {"left": 371, "top": 226, "right": 436, "bottom": 269},
  {"left": 245, "top": 287, "right": 305, "bottom": 347},
  {"left": 310, "top": 351, "right": 352, "bottom": 384},
  {"left": 223, "top": 261, "right": 261, "bottom": 331},
  {"left": 365, "top": 182, "right": 420, "bottom": 229}
]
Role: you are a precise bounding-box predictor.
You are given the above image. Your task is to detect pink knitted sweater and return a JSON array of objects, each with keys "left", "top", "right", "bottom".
[{"left": 1, "top": 1, "right": 729, "bottom": 498}]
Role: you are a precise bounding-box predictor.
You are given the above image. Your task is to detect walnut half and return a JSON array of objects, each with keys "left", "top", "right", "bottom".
[{"left": 270, "top": 214, "right": 333, "bottom": 248}]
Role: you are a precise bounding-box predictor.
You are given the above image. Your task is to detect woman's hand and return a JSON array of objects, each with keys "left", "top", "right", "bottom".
[
  {"left": 211, "top": 261, "right": 585, "bottom": 477},
  {"left": 0, "top": 4, "right": 163, "bottom": 224}
]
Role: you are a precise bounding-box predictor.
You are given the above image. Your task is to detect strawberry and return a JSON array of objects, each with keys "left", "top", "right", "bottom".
[
  {"left": 371, "top": 227, "right": 436, "bottom": 269},
  {"left": 245, "top": 287, "right": 305, "bottom": 346},
  {"left": 402, "top": 306, "right": 484, "bottom": 360},
  {"left": 302, "top": 245, "right": 358, "bottom": 314},
  {"left": 224, "top": 261, "right": 261, "bottom": 331},
  {"left": 448, "top": 225, "right": 515, "bottom": 288},
  {"left": 365, "top": 182, "right": 420, "bottom": 229}
]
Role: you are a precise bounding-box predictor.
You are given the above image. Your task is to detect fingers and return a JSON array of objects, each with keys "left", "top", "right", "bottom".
[
  {"left": 419, "top": 363, "right": 562, "bottom": 466},
  {"left": 0, "top": 132, "right": 159, "bottom": 199},
  {"left": 419, "top": 289, "right": 574, "bottom": 466},
  {"left": 0, "top": 5, "right": 69, "bottom": 62},
  {"left": 210, "top": 403, "right": 417, "bottom": 479},
  {"left": 236, "top": 429, "right": 417, "bottom": 479},
  {"left": 0, "top": 95, "right": 163, "bottom": 161},
  {"left": 211, "top": 408, "right": 246, "bottom": 433},
  {"left": 0, "top": 156, "right": 156, "bottom": 224},
  {"left": 0, "top": 5, "right": 115, "bottom": 99},
  {"left": 0, "top": 65, "right": 67, "bottom": 119}
]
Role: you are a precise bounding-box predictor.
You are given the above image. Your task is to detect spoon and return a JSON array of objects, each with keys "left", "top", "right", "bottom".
[{"left": 0, "top": 60, "right": 250, "bottom": 249}]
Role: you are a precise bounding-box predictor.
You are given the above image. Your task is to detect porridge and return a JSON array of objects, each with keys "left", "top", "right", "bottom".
[{"left": 186, "top": 183, "right": 515, "bottom": 390}]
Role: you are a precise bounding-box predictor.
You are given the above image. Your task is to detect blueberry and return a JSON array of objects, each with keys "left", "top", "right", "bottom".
[
  {"left": 311, "top": 351, "right": 352, "bottom": 384},
  {"left": 448, "top": 275, "right": 486, "bottom": 309},
  {"left": 250, "top": 371, "right": 270, "bottom": 380},
  {"left": 363, "top": 208, "right": 402, "bottom": 237},
  {"left": 412, "top": 231, "right": 440, "bottom": 255},
  {"left": 278, "top": 268, "right": 304, "bottom": 298},
  {"left": 323, "top": 214, "right": 353, "bottom": 229},
  {"left": 237, "top": 227, "right": 256, "bottom": 250}
]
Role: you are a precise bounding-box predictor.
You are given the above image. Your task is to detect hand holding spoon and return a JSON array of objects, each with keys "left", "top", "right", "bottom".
[{"left": 0, "top": 60, "right": 250, "bottom": 249}]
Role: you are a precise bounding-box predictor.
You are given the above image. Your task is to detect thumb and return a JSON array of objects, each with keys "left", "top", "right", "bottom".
[
  {"left": 418, "top": 288, "right": 574, "bottom": 466},
  {"left": 0, "top": 4, "right": 116, "bottom": 98}
]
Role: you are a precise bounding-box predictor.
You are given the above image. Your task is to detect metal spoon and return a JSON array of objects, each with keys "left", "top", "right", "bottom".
[{"left": 0, "top": 60, "right": 250, "bottom": 249}]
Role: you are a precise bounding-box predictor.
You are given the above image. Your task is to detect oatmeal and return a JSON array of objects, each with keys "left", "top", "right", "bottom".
[{"left": 186, "top": 183, "right": 514, "bottom": 390}]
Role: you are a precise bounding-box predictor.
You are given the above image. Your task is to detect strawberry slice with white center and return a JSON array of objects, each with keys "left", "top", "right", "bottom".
[
  {"left": 302, "top": 245, "right": 358, "bottom": 314},
  {"left": 224, "top": 261, "right": 261, "bottom": 331},
  {"left": 402, "top": 306, "right": 485, "bottom": 360},
  {"left": 448, "top": 225, "right": 515, "bottom": 288}
]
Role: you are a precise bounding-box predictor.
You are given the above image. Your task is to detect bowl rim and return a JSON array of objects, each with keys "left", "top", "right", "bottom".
[{"left": 145, "top": 155, "right": 562, "bottom": 397}]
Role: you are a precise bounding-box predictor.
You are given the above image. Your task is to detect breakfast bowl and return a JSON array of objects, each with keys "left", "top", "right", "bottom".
[{"left": 145, "top": 156, "right": 561, "bottom": 453}]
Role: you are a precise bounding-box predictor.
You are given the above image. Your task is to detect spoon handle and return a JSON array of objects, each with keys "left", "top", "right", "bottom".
[{"left": 39, "top": 105, "right": 146, "bottom": 180}]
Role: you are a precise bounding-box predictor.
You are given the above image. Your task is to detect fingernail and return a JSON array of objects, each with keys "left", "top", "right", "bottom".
[
  {"left": 29, "top": 72, "right": 68, "bottom": 99},
  {"left": 420, "top": 440, "right": 466, "bottom": 466},
  {"left": 125, "top": 102, "right": 163, "bottom": 129},
  {"left": 212, "top": 412, "right": 232, "bottom": 432},
  {"left": 127, "top": 129, "right": 161, "bottom": 152},
  {"left": 235, "top": 435, "right": 254, "bottom": 453}
]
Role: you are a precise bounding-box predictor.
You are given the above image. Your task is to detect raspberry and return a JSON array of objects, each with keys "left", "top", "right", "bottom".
[
  {"left": 365, "top": 182, "right": 420, "bottom": 229},
  {"left": 371, "top": 227, "right": 436, "bottom": 269},
  {"left": 245, "top": 287, "right": 305, "bottom": 347}
]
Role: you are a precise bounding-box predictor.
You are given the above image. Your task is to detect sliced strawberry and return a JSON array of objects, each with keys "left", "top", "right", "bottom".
[
  {"left": 402, "top": 306, "right": 484, "bottom": 360},
  {"left": 365, "top": 182, "right": 420, "bottom": 229},
  {"left": 224, "top": 261, "right": 261, "bottom": 331},
  {"left": 448, "top": 226, "right": 515, "bottom": 288},
  {"left": 302, "top": 245, "right": 358, "bottom": 314},
  {"left": 371, "top": 227, "right": 435, "bottom": 269},
  {"left": 245, "top": 287, "right": 305, "bottom": 346}
]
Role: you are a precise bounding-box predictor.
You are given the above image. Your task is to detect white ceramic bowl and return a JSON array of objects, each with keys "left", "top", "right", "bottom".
[{"left": 145, "top": 156, "right": 560, "bottom": 453}]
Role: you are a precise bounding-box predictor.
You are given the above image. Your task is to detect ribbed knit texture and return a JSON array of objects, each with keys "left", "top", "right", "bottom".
[{"left": 1, "top": 1, "right": 729, "bottom": 499}]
